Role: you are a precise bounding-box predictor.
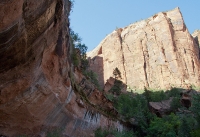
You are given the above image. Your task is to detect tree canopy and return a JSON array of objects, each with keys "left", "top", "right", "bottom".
[{"left": 113, "top": 67, "right": 122, "bottom": 79}]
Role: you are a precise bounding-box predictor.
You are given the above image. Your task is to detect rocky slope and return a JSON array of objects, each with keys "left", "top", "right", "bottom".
[
  {"left": 88, "top": 7, "right": 200, "bottom": 90},
  {"left": 0, "top": 0, "right": 122, "bottom": 136}
]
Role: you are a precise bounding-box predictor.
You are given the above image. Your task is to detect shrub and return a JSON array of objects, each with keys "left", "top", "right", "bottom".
[
  {"left": 190, "top": 94, "right": 200, "bottom": 126},
  {"left": 166, "top": 88, "right": 181, "bottom": 98},
  {"left": 95, "top": 128, "right": 109, "bottom": 137},
  {"left": 147, "top": 113, "right": 180, "bottom": 137},
  {"left": 146, "top": 90, "right": 167, "bottom": 102},
  {"left": 113, "top": 67, "right": 122, "bottom": 79},
  {"left": 114, "top": 93, "right": 149, "bottom": 122},
  {"left": 70, "top": 29, "right": 88, "bottom": 68},
  {"left": 47, "top": 128, "right": 63, "bottom": 137},
  {"left": 105, "top": 93, "right": 115, "bottom": 102},
  {"left": 191, "top": 128, "right": 200, "bottom": 137},
  {"left": 170, "top": 97, "right": 181, "bottom": 111},
  {"left": 81, "top": 58, "right": 89, "bottom": 70},
  {"left": 83, "top": 70, "right": 100, "bottom": 90},
  {"left": 178, "top": 115, "right": 195, "bottom": 137},
  {"left": 94, "top": 127, "right": 136, "bottom": 137},
  {"left": 72, "top": 51, "right": 79, "bottom": 67},
  {"left": 108, "top": 79, "right": 123, "bottom": 95}
]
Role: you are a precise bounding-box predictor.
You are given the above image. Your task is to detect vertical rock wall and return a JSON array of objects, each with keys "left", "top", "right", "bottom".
[
  {"left": 88, "top": 7, "right": 200, "bottom": 90},
  {"left": 0, "top": 0, "right": 122, "bottom": 136}
]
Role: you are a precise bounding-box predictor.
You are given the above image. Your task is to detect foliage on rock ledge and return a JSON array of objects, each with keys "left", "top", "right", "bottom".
[
  {"left": 95, "top": 127, "right": 136, "bottom": 137},
  {"left": 100, "top": 87, "right": 200, "bottom": 137},
  {"left": 69, "top": 29, "right": 100, "bottom": 89}
]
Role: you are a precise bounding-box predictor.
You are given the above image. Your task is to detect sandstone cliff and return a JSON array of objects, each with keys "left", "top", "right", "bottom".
[
  {"left": 88, "top": 7, "right": 200, "bottom": 90},
  {"left": 192, "top": 30, "right": 200, "bottom": 46},
  {"left": 0, "top": 0, "right": 122, "bottom": 136}
]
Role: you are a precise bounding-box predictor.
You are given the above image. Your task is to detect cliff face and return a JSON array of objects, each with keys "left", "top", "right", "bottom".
[
  {"left": 88, "top": 7, "right": 200, "bottom": 90},
  {"left": 193, "top": 30, "right": 200, "bottom": 49},
  {"left": 0, "top": 0, "right": 121, "bottom": 136}
]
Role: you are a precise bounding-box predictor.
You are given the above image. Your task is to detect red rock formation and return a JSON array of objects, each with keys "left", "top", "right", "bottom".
[
  {"left": 88, "top": 7, "right": 200, "bottom": 90},
  {"left": 0, "top": 0, "right": 122, "bottom": 136}
]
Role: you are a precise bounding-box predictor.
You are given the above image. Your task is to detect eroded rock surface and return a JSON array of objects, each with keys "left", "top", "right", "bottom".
[
  {"left": 192, "top": 29, "right": 200, "bottom": 46},
  {"left": 88, "top": 7, "right": 200, "bottom": 90},
  {"left": 0, "top": 0, "right": 122, "bottom": 136}
]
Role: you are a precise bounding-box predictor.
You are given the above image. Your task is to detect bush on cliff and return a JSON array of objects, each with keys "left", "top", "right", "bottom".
[
  {"left": 147, "top": 113, "right": 180, "bottom": 137},
  {"left": 108, "top": 79, "right": 123, "bottom": 95},
  {"left": 114, "top": 93, "right": 151, "bottom": 133},
  {"left": 83, "top": 70, "right": 100, "bottom": 90},
  {"left": 95, "top": 127, "right": 136, "bottom": 137},
  {"left": 95, "top": 87, "right": 200, "bottom": 137},
  {"left": 190, "top": 94, "right": 200, "bottom": 127},
  {"left": 70, "top": 29, "right": 88, "bottom": 68},
  {"left": 70, "top": 29, "right": 101, "bottom": 90}
]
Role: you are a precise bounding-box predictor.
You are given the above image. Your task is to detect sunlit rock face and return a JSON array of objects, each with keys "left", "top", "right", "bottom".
[
  {"left": 88, "top": 7, "right": 200, "bottom": 90},
  {"left": 192, "top": 30, "right": 200, "bottom": 44},
  {"left": 0, "top": 0, "right": 123, "bottom": 136}
]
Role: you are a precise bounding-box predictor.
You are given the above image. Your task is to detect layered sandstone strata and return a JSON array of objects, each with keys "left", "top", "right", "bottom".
[
  {"left": 88, "top": 7, "right": 200, "bottom": 90},
  {"left": 0, "top": 0, "right": 122, "bottom": 136}
]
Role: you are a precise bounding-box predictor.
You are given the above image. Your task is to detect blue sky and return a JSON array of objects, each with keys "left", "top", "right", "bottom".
[{"left": 70, "top": 1, "right": 200, "bottom": 52}]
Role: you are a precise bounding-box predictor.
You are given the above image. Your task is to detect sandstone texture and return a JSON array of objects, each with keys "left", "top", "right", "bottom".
[
  {"left": 192, "top": 29, "right": 200, "bottom": 45},
  {"left": 88, "top": 7, "right": 200, "bottom": 90},
  {"left": 0, "top": 0, "right": 122, "bottom": 136}
]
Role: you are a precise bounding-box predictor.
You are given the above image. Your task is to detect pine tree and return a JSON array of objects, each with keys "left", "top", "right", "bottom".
[{"left": 113, "top": 67, "right": 121, "bottom": 79}]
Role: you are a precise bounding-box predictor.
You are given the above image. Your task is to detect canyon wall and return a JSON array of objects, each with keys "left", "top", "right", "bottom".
[
  {"left": 193, "top": 30, "right": 200, "bottom": 49},
  {"left": 88, "top": 7, "right": 200, "bottom": 90},
  {"left": 0, "top": 0, "right": 121, "bottom": 136}
]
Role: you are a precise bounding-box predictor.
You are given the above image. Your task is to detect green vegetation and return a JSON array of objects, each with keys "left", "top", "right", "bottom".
[
  {"left": 95, "top": 127, "right": 136, "bottom": 137},
  {"left": 96, "top": 87, "right": 200, "bottom": 137},
  {"left": 147, "top": 113, "right": 180, "bottom": 137},
  {"left": 170, "top": 97, "right": 181, "bottom": 111},
  {"left": 83, "top": 70, "right": 100, "bottom": 90},
  {"left": 108, "top": 79, "right": 123, "bottom": 95},
  {"left": 114, "top": 93, "right": 149, "bottom": 120},
  {"left": 106, "top": 68, "right": 123, "bottom": 95},
  {"left": 144, "top": 89, "right": 167, "bottom": 102},
  {"left": 190, "top": 94, "right": 200, "bottom": 126},
  {"left": 144, "top": 88, "right": 181, "bottom": 102},
  {"left": 191, "top": 85, "right": 200, "bottom": 91},
  {"left": 105, "top": 93, "right": 115, "bottom": 102},
  {"left": 113, "top": 93, "right": 153, "bottom": 136},
  {"left": 70, "top": 29, "right": 88, "bottom": 68},
  {"left": 113, "top": 67, "right": 122, "bottom": 79},
  {"left": 69, "top": 29, "right": 100, "bottom": 89},
  {"left": 47, "top": 128, "right": 63, "bottom": 137}
]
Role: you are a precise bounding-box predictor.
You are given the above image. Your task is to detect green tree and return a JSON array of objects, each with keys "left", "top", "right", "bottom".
[
  {"left": 147, "top": 90, "right": 167, "bottom": 102},
  {"left": 113, "top": 67, "right": 122, "bottom": 79},
  {"left": 108, "top": 79, "right": 123, "bottom": 95},
  {"left": 83, "top": 70, "right": 100, "bottom": 90},
  {"left": 147, "top": 113, "right": 180, "bottom": 137},
  {"left": 95, "top": 127, "right": 136, "bottom": 137},
  {"left": 190, "top": 94, "right": 200, "bottom": 126},
  {"left": 70, "top": 29, "right": 88, "bottom": 68},
  {"left": 114, "top": 93, "right": 149, "bottom": 124},
  {"left": 170, "top": 97, "right": 181, "bottom": 111},
  {"left": 191, "top": 129, "right": 200, "bottom": 137},
  {"left": 178, "top": 115, "right": 194, "bottom": 137}
]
